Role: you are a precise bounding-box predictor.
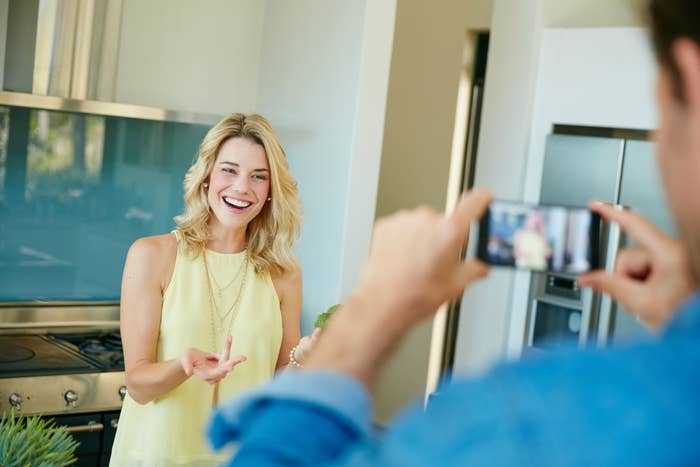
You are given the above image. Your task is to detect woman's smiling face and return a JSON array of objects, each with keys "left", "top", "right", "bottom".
[{"left": 206, "top": 137, "right": 271, "bottom": 231}]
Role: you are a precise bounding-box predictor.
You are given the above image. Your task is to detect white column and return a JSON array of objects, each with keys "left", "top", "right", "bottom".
[
  {"left": 453, "top": 0, "right": 545, "bottom": 376},
  {"left": 338, "top": 0, "right": 397, "bottom": 299}
]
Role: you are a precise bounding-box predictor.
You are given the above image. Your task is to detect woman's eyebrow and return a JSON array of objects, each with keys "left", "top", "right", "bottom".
[{"left": 220, "top": 161, "right": 269, "bottom": 172}]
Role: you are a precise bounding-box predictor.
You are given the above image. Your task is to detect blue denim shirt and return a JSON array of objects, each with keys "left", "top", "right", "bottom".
[{"left": 209, "top": 293, "right": 700, "bottom": 466}]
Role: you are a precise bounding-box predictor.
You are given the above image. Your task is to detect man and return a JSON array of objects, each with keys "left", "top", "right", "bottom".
[{"left": 209, "top": 1, "right": 700, "bottom": 465}]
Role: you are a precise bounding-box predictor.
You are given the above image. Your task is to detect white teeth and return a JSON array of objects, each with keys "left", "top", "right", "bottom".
[{"left": 224, "top": 197, "right": 252, "bottom": 208}]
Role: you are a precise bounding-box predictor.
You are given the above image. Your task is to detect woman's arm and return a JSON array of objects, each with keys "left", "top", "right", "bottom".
[
  {"left": 120, "top": 235, "right": 190, "bottom": 404},
  {"left": 121, "top": 235, "right": 245, "bottom": 404},
  {"left": 272, "top": 265, "right": 302, "bottom": 369}
]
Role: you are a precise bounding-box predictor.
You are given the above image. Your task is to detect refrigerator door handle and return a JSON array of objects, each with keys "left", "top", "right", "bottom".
[
  {"left": 596, "top": 208, "right": 624, "bottom": 345},
  {"left": 578, "top": 287, "right": 593, "bottom": 347}
]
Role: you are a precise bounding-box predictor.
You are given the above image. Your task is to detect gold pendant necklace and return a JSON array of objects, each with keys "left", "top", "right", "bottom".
[
  {"left": 203, "top": 251, "right": 249, "bottom": 347},
  {"left": 205, "top": 251, "right": 247, "bottom": 298},
  {"left": 202, "top": 251, "right": 250, "bottom": 408},
  {"left": 204, "top": 251, "right": 248, "bottom": 320}
]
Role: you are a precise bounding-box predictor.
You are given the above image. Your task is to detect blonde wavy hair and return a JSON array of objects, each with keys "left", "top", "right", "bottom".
[{"left": 174, "top": 113, "right": 302, "bottom": 276}]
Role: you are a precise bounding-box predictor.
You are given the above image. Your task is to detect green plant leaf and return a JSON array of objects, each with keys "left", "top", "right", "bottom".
[
  {"left": 0, "top": 410, "right": 79, "bottom": 466},
  {"left": 314, "top": 304, "right": 340, "bottom": 328}
]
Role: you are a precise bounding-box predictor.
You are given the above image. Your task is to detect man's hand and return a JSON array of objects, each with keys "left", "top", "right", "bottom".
[
  {"left": 354, "top": 188, "right": 492, "bottom": 327},
  {"left": 179, "top": 335, "right": 247, "bottom": 385},
  {"left": 306, "top": 189, "right": 492, "bottom": 388},
  {"left": 577, "top": 202, "right": 694, "bottom": 330}
]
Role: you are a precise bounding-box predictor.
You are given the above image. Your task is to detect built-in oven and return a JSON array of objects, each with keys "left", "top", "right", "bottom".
[
  {"left": 44, "top": 411, "right": 120, "bottom": 467},
  {"left": 0, "top": 304, "right": 124, "bottom": 466},
  {"left": 526, "top": 273, "right": 599, "bottom": 352}
]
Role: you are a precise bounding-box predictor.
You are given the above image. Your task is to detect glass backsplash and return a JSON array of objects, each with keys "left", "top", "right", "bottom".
[{"left": 0, "top": 105, "right": 211, "bottom": 302}]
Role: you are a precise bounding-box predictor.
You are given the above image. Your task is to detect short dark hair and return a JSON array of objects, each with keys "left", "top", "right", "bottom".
[{"left": 649, "top": 0, "right": 700, "bottom": 100}]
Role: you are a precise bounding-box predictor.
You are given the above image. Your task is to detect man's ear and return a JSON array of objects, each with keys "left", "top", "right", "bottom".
[{"left": 672, "top": 38, "right": 700, "bottom": 111}]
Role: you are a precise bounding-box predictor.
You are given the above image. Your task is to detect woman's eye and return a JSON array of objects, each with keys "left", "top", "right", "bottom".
[
  {"left": 253, "top": 175, "right": 268, "bottom": 181},
  {"left": 222, "top": 168, "right": 236, "bottom": 174}
]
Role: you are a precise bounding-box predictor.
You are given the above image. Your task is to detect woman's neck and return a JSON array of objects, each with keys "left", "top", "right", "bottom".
[{"left": 207, "top": 221, "right": 247, "bottom": 253}]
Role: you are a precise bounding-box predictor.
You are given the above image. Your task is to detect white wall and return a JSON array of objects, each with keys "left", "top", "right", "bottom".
[
  {"left": 255, "top": 0, "right": 390, "bottom": 333},
  {"left": 339, "top": 0, "right": 397, "bottom": 300},
  {"left": 115, "top": 0, "right": 266, "bottom": 115}
]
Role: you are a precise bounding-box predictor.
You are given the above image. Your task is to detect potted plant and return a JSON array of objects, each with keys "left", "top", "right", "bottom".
[{"left": 0, "top": 411, "right": 79, "bottom": 466}]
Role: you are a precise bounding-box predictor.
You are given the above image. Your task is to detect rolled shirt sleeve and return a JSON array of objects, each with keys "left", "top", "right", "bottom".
[
  {"left": 208, "top": 370, "right": 374, "bottom": 465},
  {"left": 207, "top": 296, "right": 700, "bottom": 467}
]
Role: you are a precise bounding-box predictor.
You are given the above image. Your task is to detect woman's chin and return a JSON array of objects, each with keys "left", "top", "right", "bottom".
[{"left": 211, "top": 209, "right": 261, "bottom": 230}]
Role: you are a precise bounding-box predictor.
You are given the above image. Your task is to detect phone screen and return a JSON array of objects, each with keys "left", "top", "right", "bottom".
[{"left": 476, "top": 200, "right": 601, "bottom": 274}]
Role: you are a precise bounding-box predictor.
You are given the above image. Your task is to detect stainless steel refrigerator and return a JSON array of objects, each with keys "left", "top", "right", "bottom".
[{"left": 525, "top": 132, "right": 676, "bottom": 351}]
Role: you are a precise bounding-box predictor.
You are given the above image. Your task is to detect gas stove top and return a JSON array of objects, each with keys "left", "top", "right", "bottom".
[
  {"left": 50, "top": 331, "right": 124, "bottom": 371},
  {"left": 0, "top": 331, "right": 126, "bottom": 416},
  {"left": 0, "top": 332, "right": 123, "bottom": 377}
]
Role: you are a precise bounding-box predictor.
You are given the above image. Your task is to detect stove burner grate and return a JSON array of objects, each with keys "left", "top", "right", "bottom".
[
  {"left": 49, "top": 331, "right": 124, "bottom": 371},
  {"left": 79, "top": 339, "right": 108, "bottom": 355}
]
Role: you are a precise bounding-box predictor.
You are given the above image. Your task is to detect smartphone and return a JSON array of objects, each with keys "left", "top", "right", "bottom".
[{"left": 475, "top": 199, "right": 602, "bottom": 274}]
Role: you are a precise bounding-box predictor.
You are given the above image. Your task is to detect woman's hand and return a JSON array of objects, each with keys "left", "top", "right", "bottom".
[
  {"left": 578, "top": 202, "right": 695, "bottom": 330},
  {"left": 179, "top": 335, "right": 247, "bottom": 385},
  {"left": 291, "top": 328, "right": 321, "bottom": 367}
]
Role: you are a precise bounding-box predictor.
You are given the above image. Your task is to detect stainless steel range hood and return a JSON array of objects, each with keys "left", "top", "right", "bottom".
[
  {"left": 0, "top": 91, "right": 222, "bottom": 125},
  {"left": 4, "top": 0, "right": 123, "bottom": 101},
  {"left": 1, "top": 0, "right": 222, "bottom": 125}
]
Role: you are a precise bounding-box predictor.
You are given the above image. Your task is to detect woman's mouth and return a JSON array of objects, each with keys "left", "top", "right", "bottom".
[{"left": 222, "top": 196, "right": 253, "bottom": 213}]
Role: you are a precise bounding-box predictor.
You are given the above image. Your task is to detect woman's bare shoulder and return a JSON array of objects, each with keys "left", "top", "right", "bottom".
[
  {"left": 125, "top": 234, "right": 178, "bottom": 288},
  {"left": 271, "top": 262, "right": 302, "bottom": 303},
  {"left": 129, "top": 233, "right": 177, "bottom": 260}
]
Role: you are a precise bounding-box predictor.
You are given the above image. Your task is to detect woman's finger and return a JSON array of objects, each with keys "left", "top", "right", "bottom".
[
  {"left": 220, "top": 335, "right": 233, "bottom": 361},
  {"left": 230, "top": 354, "right": 247, "bottom": 366},
  {"left": 194, "top": 366, "right": 224, "bottom": 381},
  {"left": 298, "top": 335, "right": 312, "bottom": 352},
  {"left": 222, "top": 355, "right": 247, "bottom": 371},
  {"left": 180, "top": 355, "right": 194, "bottom": 376},
  {"left": 311, "top": 327, "right": 322, "bottom": 345}
]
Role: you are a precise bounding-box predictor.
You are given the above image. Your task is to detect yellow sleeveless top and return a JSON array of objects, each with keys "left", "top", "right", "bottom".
[{"left": 110, "top": 236, "right": 283, "bottom": 466}]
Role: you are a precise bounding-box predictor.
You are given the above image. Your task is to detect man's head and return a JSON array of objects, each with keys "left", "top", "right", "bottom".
[{"left": 649, "top": 0, "right": 700, "bottom": 285}]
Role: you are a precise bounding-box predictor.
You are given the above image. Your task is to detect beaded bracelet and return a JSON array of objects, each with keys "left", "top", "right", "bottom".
[{"left": 289, "top": 345, "right": 302, "bottom": 368}]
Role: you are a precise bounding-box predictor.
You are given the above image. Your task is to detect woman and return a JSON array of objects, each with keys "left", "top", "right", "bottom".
[{"left": 110, "top": 113, "right": 303, "bottom": 466}]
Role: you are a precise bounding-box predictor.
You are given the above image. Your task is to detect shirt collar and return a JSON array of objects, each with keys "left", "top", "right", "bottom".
[{"left": 663, "top": 291, "right": 700, "bottom": 337}]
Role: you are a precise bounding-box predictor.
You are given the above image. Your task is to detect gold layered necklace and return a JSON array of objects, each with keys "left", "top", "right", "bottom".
[
  {"left": 203, "top": 250, "right": 249, "bottom": 347},
  {"left": 206, "top": 253, "right": 247, "bottom": 299},
  {"left": 202, "top": 249, "right": 250, "bottom": 407}
]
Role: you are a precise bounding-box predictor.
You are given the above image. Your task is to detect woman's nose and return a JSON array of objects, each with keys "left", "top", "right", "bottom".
[{"left": 232, "top": 176, "right": 251, "bottom": 194}]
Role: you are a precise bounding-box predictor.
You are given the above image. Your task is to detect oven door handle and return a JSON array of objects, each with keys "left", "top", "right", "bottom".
[{"left": 65, "top": 421, "right": 104, "bottom": 433}]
